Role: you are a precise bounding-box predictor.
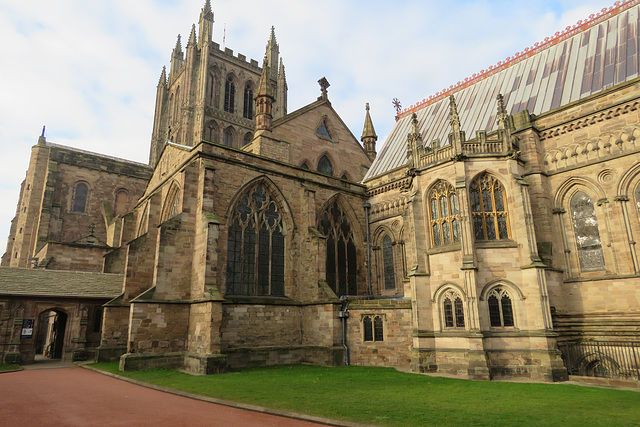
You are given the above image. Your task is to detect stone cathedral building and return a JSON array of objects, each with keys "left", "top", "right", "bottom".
[{"left": 2, "top": 0, "right": 640, "bottom": 381}]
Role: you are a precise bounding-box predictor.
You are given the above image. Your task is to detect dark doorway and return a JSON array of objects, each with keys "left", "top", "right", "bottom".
[{"left": 36, "top": 310, "right": 68, "bottom": 359}]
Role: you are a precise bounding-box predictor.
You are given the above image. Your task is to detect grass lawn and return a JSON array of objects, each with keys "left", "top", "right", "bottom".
[
  {"left": 0, "top": 363, "right": 21, "bottom": 373},
  {"left": 89, "top": 363, "right": 639, "bottom": 426}
]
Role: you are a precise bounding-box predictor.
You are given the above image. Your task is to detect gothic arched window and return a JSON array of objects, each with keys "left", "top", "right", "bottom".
[
  {"left": 162, "top": 185, "right": 180, "bottom": 222},
  {"left": 487, "top": 287, "right": 514, "bottom": 327},
  {"left": 205, "top": 121, "right": 218, "bottom": 143},
  {"left": 318, "top": 155, "right": 333, "bottom": 176},
  {"left": 470, "top": 174, "right": 509, "bottom": 241},
  {"left": 442, "top": 290, "right": 465, "bottom": 328},
  {"left": 226, "top": 183, "right": 285, "bottom": 296},
  {"left": 428, "top": 181, "right": 460, "bottom": 246},
  {"left": 300, "top": 162, "right": 310, "bottom": 170},
  {"left": 207, "top": 71, "right": 215, "bottom": 106},
  {"left": 224, "top": 76, "right": 235, "bottom": 113},
  {"left": 570, "top": 191, "right": 605, "bottom": 271},
  {"left": 224, "top": 128, "right": 234, "bottom": 148},
  {"left": 382, "top": 234, "right": 396, "bottom": 291},
  {"left": 363, "top": 315, "right": 384, "bottom": 342},
  {"left": 319, "top": 200, "right": 357, "bottom": 297},
  {"left": 243, "top": 132, "right": 252, "bottom": 147},
  {"left": 243, "top": 84, "right": 253, "bottom": 119},
  {"left": 73, "top": 183, "right": 88, "bottom": 213}
]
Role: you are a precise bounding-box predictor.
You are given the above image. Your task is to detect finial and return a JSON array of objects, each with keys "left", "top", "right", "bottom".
[
  {"left": 392, "top": 98, "right": 402, "bottom": 114},
  {"left": 269, "top": 26, "right": 277, "bottom": 44},
  {"left": 158, "top": 66, "right": 167, "bottom": 86},
  {"left": 496, "top": 93, "right": 507, "bottom": 116},
  {"left": 411, "top": 113, "right": 419, "bottom": 135},
  {"left": 318, "top": 77, "right": 330, "bottom": 100},
  {"left": 188, "top": 24, "right": 197, "bottom": 46},
  {"left": 203, "top": 0, "right": 212, "bottom": 14},
  {"left": 256, "top": 56, "right": 273, "bottom": 98},
  {"left": 449, "top": 95, "right": 460, "bottom": 126},
  {"left": 361, "top": 103, "right": 378, "bottom": 141},
  {"left": 38, "top": 125, "right": 46, "bottom": 145},
  {"left": 174, "top": 34, "right": 182, "bottom": 53}
]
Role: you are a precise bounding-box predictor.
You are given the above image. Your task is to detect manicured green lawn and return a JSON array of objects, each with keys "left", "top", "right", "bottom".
[
  {"left": 0, "top": 363, "right": 21, "bottom": 372},
  {"left": 89, "top": 363, "right": 639, "bottom": 426}
]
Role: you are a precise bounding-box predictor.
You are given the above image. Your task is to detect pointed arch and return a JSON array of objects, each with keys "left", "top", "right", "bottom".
[
  {"left": 114, "top": 188, "right": 130, "bottom": 217},
  {"left": 223, "top": 126, "right": 235, "bottom": 148},
  {"left": 224, "top": 73, "right": 236, "bottom": 113},
  {"left": 243, "top": 81, "right": 254, "bottom": 119},
  {"left": 160, "top": 181, "right": 181, "bottom": 222},
  {"left": 426, "top": 179, "right": 460, "bottom": 246},
  {"left": 72, "top": 181, "right": 89, "bottom": 213},
  {"left": 300, "top": 161, "right": 310, "bottom": 170},
  {"left": 316, "top": 116, "right": 332, "bottom": 140},
  {"left": 317, "top": 194, "right": 362, "bottom": 297},
  {"left": 225, "top": 177, "right": 291, "bottom": 296},
  {"left": 243, "top": 132, "right": 253, "bottom": 147},
  {"left": 480, "top": 280, "right": 522, "bottom": 328},
  {"left": 469, "top": 172, "right": 510, "bottom": 241},
  {"left": 204, "top": 120, "right": 219, "bottom": 143},
  {"left": 554, "top": 176, "right": 605, "bottom": 208},
  {"left": 617, "top": 161, "right": 640, "bottom": 197},
  {"left": 317, "top": 153, "right": 334, "bottom": 176},
  {"left": 373, "top": 226, "right": 397, "bottom": 292}
]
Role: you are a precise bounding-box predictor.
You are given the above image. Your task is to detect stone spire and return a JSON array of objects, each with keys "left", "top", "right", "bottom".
[
  {"left": 265, "top": 26, "right": 279, "bottom": 82},
  {"left": 275, "top": 57, "right": 288, "bottom": 119},
  {"left": 255, "top": 56, "right": 275, "bottom": 131},
  {"left": 198, "top": 0, "right": 214, "bottom": 46},
  {"left": 158, "top": 66, "right": 167, "bottom": 88},
  {"left": 361, "top": 103, "right": 378, "bottom": 161},
  {"left": 187, "top": 24, "right": 197, "bottom": 48},
  {"left": 169, "top": 35, "right": 184, "bottom": 82}
]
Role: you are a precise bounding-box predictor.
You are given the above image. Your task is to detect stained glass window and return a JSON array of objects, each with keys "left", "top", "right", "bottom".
[
  {"left": 319, "top": 200, "right": 357, "bottom": 297},
  {"left": 470, "top": 174, "right": 509, "bottom": 241},
  {"left": 73, "top": 183, "right": 88, "bottom": 213},
  {"left": 243, "top": 84, "right": 253, "bottom": 119},
  {"left": 382, "top": 235, "right": 396, "bottom": 290},
  {"left": 318, "top": 155, "right": 333, "bottom": 176},
  {"left": 443, "top": 290, "right": 465, "bottom": 328},
  {"left": 428, "top": 181, "right": 461, "bottom": 246},
  {"left": 488, "top": 288, "right": 514, "bottom": 327},
  {"left": 224, "top": 76, "right": 235, "bottom": 113},
  {"left": 226, "top": 183, "right": 285, "bottom": 296},
  {"left": 570, "top": 191, "right": 605, "bottom": 271}
]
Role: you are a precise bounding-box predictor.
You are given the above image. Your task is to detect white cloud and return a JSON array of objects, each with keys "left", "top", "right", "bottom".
[{"left": 0, "top": 0, "right": 619, "bottom": 253}]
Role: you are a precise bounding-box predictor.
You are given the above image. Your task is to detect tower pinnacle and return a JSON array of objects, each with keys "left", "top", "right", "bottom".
[{"left": 361, "top": 103, "right": 378, "bottom": 161}]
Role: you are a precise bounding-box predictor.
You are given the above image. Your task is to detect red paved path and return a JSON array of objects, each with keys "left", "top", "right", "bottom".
[{"left": 0, "top": 367, "right": 324, "bottom": 426}]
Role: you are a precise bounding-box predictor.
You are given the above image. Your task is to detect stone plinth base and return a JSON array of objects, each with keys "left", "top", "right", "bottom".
[
  {"left": 72, "top": 349, "right": 88, "bottom": 361},
  {"left": 224, "top": 345, "right": 344, "bottom": 369},
  {"left": 119, "top": 352, "right": 184, "bottom": 372},
  {"left": 95, "top": 346, "right": 127, "bottom": 362},
  {"left": 3, "top": 352, "right": 21, "bottom": 365},
  {"left": 184, "top": 352, "right": 227, "bottom": 375}
]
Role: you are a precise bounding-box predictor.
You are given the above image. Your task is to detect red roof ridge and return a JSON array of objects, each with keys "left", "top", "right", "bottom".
[{"left": 396, "top": 0, "right": 638, "bottom": 120}]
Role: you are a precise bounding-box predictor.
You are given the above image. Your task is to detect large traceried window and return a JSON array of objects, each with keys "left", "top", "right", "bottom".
[
  {"left": 428, "top": 181, "right": 461, "bottom": 246},
  {"left": 224, "top": 76, "right": 235, "bottom": 113},
  {"left": 243, "top": 84, "right": 253, "bottom": 119},
  {"left": 319, "top": 200, "right": 357, "bottom": 297},
  {"left": 570, "top": 191, "right": 605, "bottom": 271},
  {"left": 73, "top": 183, "right": 88, "bottom": 213},
  {"left": 381, "top": 234, "right": 396, "bottom": 290},
  {"left": 487, "top": 287, "right": 514, "bottom": 327},
  {"left": 226, "top": 183, "right": 285, "bottom": 296},
  {"left": 442, "top": 290, "right": 465, "bottom": 328},
  {"left": 470, "top": 174, "right": 509, "bottom": 241}
]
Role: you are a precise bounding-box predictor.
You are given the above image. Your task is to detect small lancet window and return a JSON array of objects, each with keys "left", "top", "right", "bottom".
[
  {"left": 207, "top": 71, "right": 215, "bottom": 105},
  {"left": 317, "top": 155, "right": 333, "bottom": 176},
  {"left": 224, "top": 75, "right": 235, "bottom": 113},
  {"left": 428, "top": 181, "right": 460, "bottom": 246},
  {"left": 487, "top": 288, "right": 514, "bottom": 327},
  {"left": 363, "top": 315, "right": 384, "bottom": 342},
  {"left": 382, "top": 234, "right": 396, "bottom": 291},
  {"left": 243, "top": 84, "right": 253, "bottom": 119},
  {"left": 224, "top": 128, "right": 234, "bottom": 147},
  {"left": 300, "top": 162, "right": 310, "bottom": 170},
  {"left": 73, "top": 183, "right": 88, "bottom": 213},
  {"left": 205, "top": 121, "right": 218, "bottom": 143},
  {"left": 317, "top": 120, "right": 331, "bottom": 139},
  {"left": 570, "top": 191, "right": 605, "bottom": 271},
  {"left": 470, "top": 174, "right": 509, "bottom": 241}
]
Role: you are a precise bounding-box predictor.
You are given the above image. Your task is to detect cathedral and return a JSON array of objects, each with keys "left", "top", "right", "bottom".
[{"left": 2, "top": 0, "right": 640, "bottom": 382}]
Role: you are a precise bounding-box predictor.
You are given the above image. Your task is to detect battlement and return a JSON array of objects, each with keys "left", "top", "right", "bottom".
[{"left": 210, "top": 42, "right": 261, "bottom": 70}]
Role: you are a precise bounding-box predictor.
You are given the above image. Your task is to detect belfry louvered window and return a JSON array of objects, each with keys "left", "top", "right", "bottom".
[
  {"left": 570, "top": 191, "right": 605, "bottom": 271},
  {"left": 428, "top": 181, "right": 461, "bottom": 246},
  {"left": 470, "top": 174, "right": 509, "bottom": 241},
  {"left": 224, "top": 76, "right": 235, "bottom": 113},
  {"left": 319, "top": 201, "right": 357, "bottom": 297},
  {"left": 226, "top": 184, "right": 285, "bottom": 296}
]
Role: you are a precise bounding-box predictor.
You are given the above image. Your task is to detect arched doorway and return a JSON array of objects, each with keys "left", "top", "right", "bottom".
[{"left": 36, "top": 309, "right": 68, "bottom": 359}]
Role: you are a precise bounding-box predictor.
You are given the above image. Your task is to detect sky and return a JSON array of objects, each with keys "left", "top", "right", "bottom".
[{"left": 0, "top": 0, "right": 618, "bottom": 253}]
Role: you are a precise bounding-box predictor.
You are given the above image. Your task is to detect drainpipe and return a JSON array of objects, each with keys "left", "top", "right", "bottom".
[
  {"left": 338, "top": 296, "right": 350, "bottom": 366},
  {"left": 363, "top": 201, "right": 372, "bottom": 296}
]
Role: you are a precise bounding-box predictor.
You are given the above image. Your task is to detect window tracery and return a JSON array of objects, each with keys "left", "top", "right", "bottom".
[
  {"left": 243, "top": 84, "right": 253, "bottom": 119},
  {"left": 470, "top": 174, "right": 509, "bottom": 240},
  {"left": 570, "top": 191, "right": 605, "bottom": 271},
  {"left": 226, "top": 183, "right": 285, "bottom": 296},
  {"left": 442, "top": 290, "right": 465, "bottom": 328},
  {"left": 363, "top": 315, "right": 383, "bottom": 342},
  {"left": 487, "top": 287, "right": 514, "bottom": 327},
  {"left": 428, "top": 181, "right": 460, "bottom": 246},
  {"left": 382, "top": 234, "right": 396, "bottom": 291},
  {"left": 319, "top": 200, "right": 357, "bottom": 297},
  {"left": 224, "top": 76, "right": 235, "bottom": 113}
]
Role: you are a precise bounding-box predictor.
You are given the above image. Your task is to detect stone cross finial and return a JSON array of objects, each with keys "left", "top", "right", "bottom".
[{"left": 318, "top": 77, "right": 330, "bottom": 100}]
